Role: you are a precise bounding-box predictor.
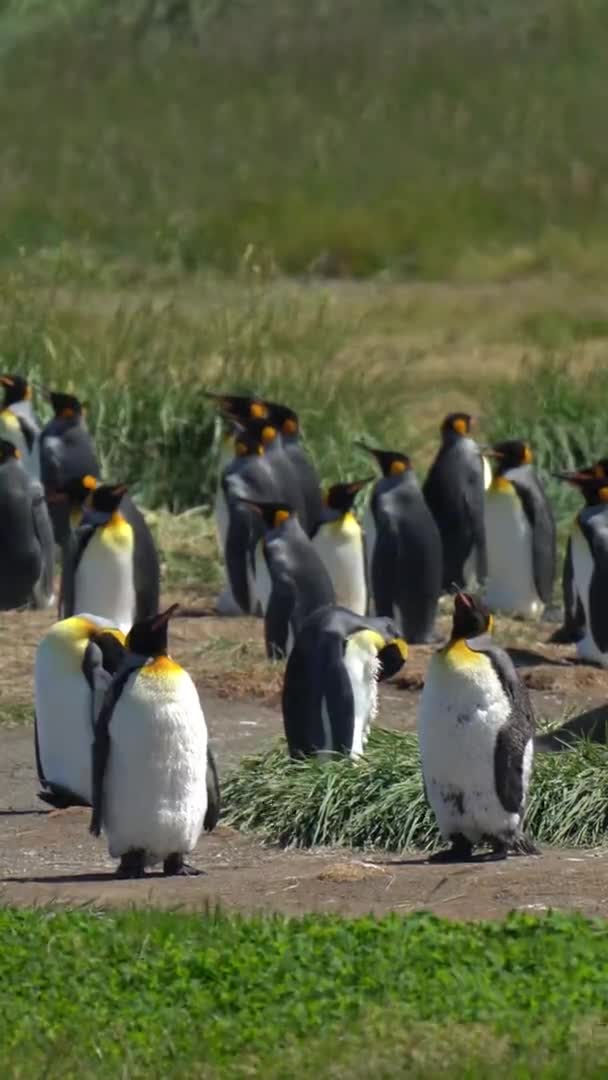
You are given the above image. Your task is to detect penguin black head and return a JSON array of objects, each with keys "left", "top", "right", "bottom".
[
  {"left": 126, "top": 604, "right": 180, "bottom": 657},
  {"left": 54, "top": 474, "right": 98, "bottom": 507},
  {"left": 205, "top": 391, "right": 268, "bottom": 423},
  {"left": 590, "top": 458, "right": 608, "bottom": 480},
  {"left": 0, "top": 438, "right": 20, "bottom": 464},
  {"left": 355, "top": 442, "right": 411, "bottom": 478},
  {"left": 90, "top": 482, "right": 128, "bottom": 515},
  {"left": 486, "top": 440, "right": 533, "bottom": 473},
  {"left": 377, "top": 637, "right": 409, "bottom": 680},
  {"left": 0, "top": 374, "right": 31, "bottom": 407},
  {"left": 324, "top": 477, "right": 374, "bottom": 513},
  {"left": 233, "top": 417, "right": 279, "bottom": 457},
  {"left": 553, "top": 469, "right": 608, "bottom": 506},
  {"left": 240, "top": 498, "right": 295, "bottom": 530},
  {"left": 48, "top": 391, "right": 84, "bottom": 419},
  {"left": 441, "top": 413, "right": 474, "bottom": 439},
  {"left": 451, "top": 592, "right": 493, "bottom": 641},
  {"left": 264, "top": 401, "right": 300, "bottom": 439}
]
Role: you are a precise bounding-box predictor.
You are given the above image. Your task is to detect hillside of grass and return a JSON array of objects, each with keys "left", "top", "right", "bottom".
[
  {"left": 3, "top": 907, "right": 608, "bottom": 1077},
  {"left": 2, "top": 0, "right": 608, "bottom": 280}
]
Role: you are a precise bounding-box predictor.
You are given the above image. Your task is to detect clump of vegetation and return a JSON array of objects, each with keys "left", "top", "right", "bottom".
[
  {"left": 2, "top": 906, "right": 608, "bottom": 1077},
  {"left": 223, "top": 728, "right": 608, "bottom": 851}
]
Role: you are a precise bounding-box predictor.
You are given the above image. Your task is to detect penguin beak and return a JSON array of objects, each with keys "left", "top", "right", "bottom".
[
  {"left": 0, "top": 375, "right": 14, "bottom": 387},
  {"left": 552, "top": 469, "right": 594, "bottom": 484},
  {"left": 346, "top": 477, "right": 375, "bottom": 494},
  {"left": 479, "top": 447, "right": 503, "bottom": 458},
  {"left": 454, "top": 591, "right": 474, "bottom": 612},
  {"left": 150, "top": 604, "right": 180, "bottom": 629},
  {"left": 110, "top": 483, "right": 129, "bottom": 499}
]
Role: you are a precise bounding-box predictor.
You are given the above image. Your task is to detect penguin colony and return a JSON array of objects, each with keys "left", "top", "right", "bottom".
[{"left": 0, "top": 374, "right": 604, "bottom": 870}]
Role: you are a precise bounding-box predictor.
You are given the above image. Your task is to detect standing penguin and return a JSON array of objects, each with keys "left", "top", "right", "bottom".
[
  {"left": 40, "top": 390, "right": 100, "bottom": 546},
  {"left": 311, "top": 478, "right": 371, "bottom": 615},
  {"left": 0, "top": 439, "right": 55, "bottom": 610},
  {"left": 90, "top": 605, "right": 220, "bottom": 878},
  {"left": 359, "top": 444, "right": 442, "bottom": 642},
  {"left": 484, "top": 440, "right": 556, "bottom": 619},
  {"left": 418, "top": 592, "right": 538, "bottom": 861},
  {"left": 243, "top": 499, "right": 336, "bottom": 659},
  {"left": 423, "top": 413, "right": 487, "bottom": 592},
  {"left": 283, "top": 606, "right": 408, "bottom": 759},
  {"left": 262, "top": 401, "right": 324, "bottom": 536},
  {"left": 553, "top": 469, "right": 608, "bottom": 667},
  {"left": 0, "top": 374, "right": 41, "bottom": 481},
  {"left": 34, "top": 614, "right": 127, "bottom": 807},
  {"left": 61, "top": 479, "right": 160, "bottom": 633}
]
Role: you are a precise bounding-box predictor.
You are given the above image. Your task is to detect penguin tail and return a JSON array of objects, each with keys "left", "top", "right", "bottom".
[
  {"left": 37, "top": 785, "right": 90, "bottom": 810},
  {"left": 510, "top": 831, "right": 541, "bottom": 856}
]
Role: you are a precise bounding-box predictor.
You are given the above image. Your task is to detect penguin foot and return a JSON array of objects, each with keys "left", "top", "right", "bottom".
[
  {"left": 428, "top": 834, "right": 473, "bottom": 863},
  {"left": 548, "top": 626, "right": 583, "bottom": 645},
  {"left": 116, "top": 849, "right": 147, "bottom": 879},
  {"left": 37, "top": 785, "right": 90, "bottom": 810},
  {"left": 509, "top": 832, "right": 541, "bottom": 857},
  {"left": 163, "top": 854, "right": 202, "bottom": 877}
]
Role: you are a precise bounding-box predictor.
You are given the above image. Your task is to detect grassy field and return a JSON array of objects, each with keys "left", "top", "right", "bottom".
[{"left": 1, "top": 907, "right": 608, "bottom": 1078}]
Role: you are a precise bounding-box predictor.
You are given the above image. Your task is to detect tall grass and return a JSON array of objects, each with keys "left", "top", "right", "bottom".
[{"left": 2, "top": 0, "right": 608, "bottom": 279}]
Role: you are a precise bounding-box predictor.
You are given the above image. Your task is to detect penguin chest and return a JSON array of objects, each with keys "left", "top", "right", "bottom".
[
  {"left": 418, "top": 648, "right": 519, "bottom": 843},
  {"left": 75, "top": 521, "right": 136, "bottom": 633},
  {"left": 340, "top": 639, "right": 380, "bottom": 758},
  {"left": 571, "top": 525, "right": 606, "bottom": 665},
  {"left": 254, "top": 539, "right": 273, "bottom": 615},
  {"left": 484, "top": 484, "right": 540, "bottom": 617},
  {"left": 103, "top": 662, "right": 208, "bottom": 862},
  {"left": 34, "top": 633, "right": 94, "bottom": 803},
  {"left": 312, "top": 517, "right": 367, "bottom": 615}
]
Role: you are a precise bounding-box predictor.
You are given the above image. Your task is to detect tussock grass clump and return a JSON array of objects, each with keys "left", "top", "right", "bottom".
[{"left": 223, "top": 728, "right": 608, "bottom": 851}]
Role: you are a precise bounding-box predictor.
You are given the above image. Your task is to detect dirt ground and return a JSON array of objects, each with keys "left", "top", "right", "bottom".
[{"left": 1, "top": 600, "right": 608, "bottom": 920}]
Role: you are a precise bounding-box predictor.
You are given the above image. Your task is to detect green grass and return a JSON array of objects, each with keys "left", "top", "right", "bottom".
[
  {"left": 223, "top": 728, "right": 608, "bottom": 851},
  {"left": 3, "top": 906, "right": 608, "bottom": 1077}
]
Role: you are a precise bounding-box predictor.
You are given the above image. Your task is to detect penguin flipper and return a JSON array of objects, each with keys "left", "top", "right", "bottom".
[
  {"left": 550, "top": 537, "right": 585, "bottom": 642},
  {"left": 264, "top": 583, "right": 294, "bottom": 659},
  {"left": 204, "top": 745, "right": 221, "bottom": 831},
  {"left": 90, "top": 662, "right": 137, "bottom": 837},
  {"left": 224, "top": 501, "right": 257, "bottom": 613},
  {"left": 62, "top": 523, "right": 96, "bottom": 620},
  {"left": 16, "top": 413, "right": 37, "bottom": 455},
  {"left": 370, "top": 520, "right": 398, "bottom": 619},
  {"left": 30, "top": 484, "right": 55, "bottom": 609},
  {"left": 463, "top": 467, "right": 488, "bottom": 584},
  {"left": 322, "top": 640, "right": 355, "bottom": 756}
]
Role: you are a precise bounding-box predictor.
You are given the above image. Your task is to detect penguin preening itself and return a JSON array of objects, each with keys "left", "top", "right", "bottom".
[
  {"left": 34, "top": 614, "right": 127, "bottom": 808},
  {"left": 418, "top": 592, "right": 538, "bottom": 862},
  {"left": 483, "top": 440, "right": 556, "bottom": 619},
  {"left": 40, "top": 390, "right": 100, "bottom": 546},
  {"left": 243, "top": 499, "right": 336, "bottom": 659},
  {"left": 283, "top": 605, "right": 408, "bottom": 759},
  {"left": 90, "top": 604, "right": 220, "bottom": 879},
  {"left": 311, "top": 478, "right": 371, "bottom": 616},
  {"left": 423, "top": 412, "right": 487, "bottom": 593},
  {"left": 61, "top": 478, "right": 160, "bottom": 634},
  {"left": 359, "top": 444, "right": 442, "bottom": 642},
  {"left": 553, "top": 468, "right": 608, "bottom": 668},
  {"left": 0, "top": 374, "right": 40, "bottom": 481},
  {"left": 0, "top": 438, "right": 55, "bottom": 611}
]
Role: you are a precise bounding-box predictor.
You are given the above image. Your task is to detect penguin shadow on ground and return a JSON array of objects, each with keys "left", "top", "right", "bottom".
[
  {"left": 535, "top": 704, "right": 608, "bottom": 752},
  {"left": 506, "top": 646, "right": 573, "bottom": 669},
  {"left": 0, "top": 867, "right": 208, "bottom": 885},
  {"left": 0, "top": 809, "right": 49, "bottom": 818}
]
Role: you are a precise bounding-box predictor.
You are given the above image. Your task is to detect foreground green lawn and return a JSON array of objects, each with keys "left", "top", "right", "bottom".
[{"left": 2, "top": 908, "right": 608, "bottom": 1078}]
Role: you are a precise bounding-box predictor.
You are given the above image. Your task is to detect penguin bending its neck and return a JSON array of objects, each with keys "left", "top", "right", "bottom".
[
  {"left": 283, "top": 606, "right": 407, "bottom": 759},
  {"left": 423, "top": 413, "right": 487, "bottom": 593},
  {"left": 418, "top": 592, "right": 538, "bottom": 862},
  {"left": 61, "top": 477, "right": 160, "bottom": 633},
  {"left": 553, "top": 468, "right": 608, "bottom": 667},
  {"left": 91, "top": 604, "right": 220, "bottom": 878},
  {"left": 243, "top": 499, "right": 335, "bottom": 659},
  {"left": 360, "top": 444, "right": 442, "bottom": 642},
  {"left": 0, "top": 374, "right": 40, "bottom": 481},
  {"left": 484, "top": 440, "right": 556, "bottom": 619},
  {"left": 35, "top": 614, "right": 127, "bottom": 808},
  {"left": 311, "top": 478, "right": 371, "bottom": 616}
]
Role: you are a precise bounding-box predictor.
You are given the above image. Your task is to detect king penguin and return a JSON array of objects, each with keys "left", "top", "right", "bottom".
[
  {"left": 359, "top": 444, "right": 442, "bottom": 642},
  {"left": 40, "top": 390, "right": 100, "bottom": 546},
  {"left": 262, "top": 400, "right": 324, "bottom": 535},
  {"left": 553, "top": 468, "right": 608, "bottom": 667},
  {"left": 0, "top": 438, "right": 55, "bottom": 610},
  {"left": 311, "top": 478, "right": 371, "bottom": 615},
  {"left": 418, "top": 591, "right": 538, "bottom": 861},
  {"left": 61, "top": 479, "right": 160, "bottom": 633},
  {"left": 423, "top": 412, "right": 487, "bottom": 592},
  {"left": 243, "top": 499, "right": 336, "bottom": 659},
  {"left": 34, "top": 614, "right": 127, "bottom": 807},
  {"left": 283, "top": 605, "right": 407, "bottom": 758},
  {"left": 483, "top": 439, "right": 556, "bottom": 619},
  {"left": 90, "top": 604, "right": 220, "bottom": 879},
  {"left": 0, "top": 374, "right": 40, "bottom": 481}
]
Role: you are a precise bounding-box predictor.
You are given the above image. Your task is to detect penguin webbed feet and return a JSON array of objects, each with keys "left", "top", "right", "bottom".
[
  {"left": 116, "top": 849, "right": 147, "bottom": 879},
  {"left": 163, "top": 853, "right": 203, "bottom": 877},
  {"left": 428, "top": 834, "right": 473, "bottom": 863}
]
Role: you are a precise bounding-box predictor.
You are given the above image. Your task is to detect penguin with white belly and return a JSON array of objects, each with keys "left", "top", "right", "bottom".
[
  {"left": 423, "top": 413, "right": 487, "bottom": 592},
  {"left": 90, "top": 604, "right": 220, "bottom": 879},
  {"left": 0, "top": 438, "right": 55, "bottom": 611},
  {"left": 35, "top": 614, "right": 127, "bottom": 808},
  {"left": 283, "top": 605, "right": 408, "bottom": 759},
  {"left": 418, "top": 592, "right": 538, "bottom": 861},
  {"left": 553, "top": 468, "right": 608, "bottom": 667},
  {"left": 61, "top": 479, "right": 160, "bottom": 634},
  {"left": 311, "top": 478, "right": 372, "bottom": 615},
  {"left": 242, "top": 499, "right": 336, "bottom": 659},
  {"left": 0, "top": 374, "right": 41, "bottom": 481},
  {"left": 358, "top": 444, "right": 442, "bottom": 642},
  {"left": 483, "top": 440, "right": 556, "bottom": 619},
  {"left": 40, "top": 390, "right": 100, "bottom": 546}
]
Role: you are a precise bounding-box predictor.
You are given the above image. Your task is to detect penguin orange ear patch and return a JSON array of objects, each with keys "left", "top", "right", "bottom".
[
  {"left": 82, "top": 475, "right": 97, "bottom": 490},
  {"left": 0, "top": 376, "right": 14, "bottom": 387},
  {"left": 523, "top": 446, "right": 533, "bottom": 464},
  {"left": 274, "top": 509, "right": 291, "bottom": 527},
  {"left": 453, "top": 417, "right": 468, "bottom": 435},
  {"left": 389, "top": 460, "right": 407, "bottom": 476}
]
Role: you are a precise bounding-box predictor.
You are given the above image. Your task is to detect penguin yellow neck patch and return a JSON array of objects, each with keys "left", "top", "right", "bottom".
[
  {"left": 349, "top": 629, "right": 386, "bottom": 654},
  {"left": 440, "top": 638, "right": 489, "bottom": 670},
  {"left": 139, "top": 655, "right": 184, "bottom": 679},
  {"left": 490, "top": 476, "right": 516, "bottom": 495}
]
